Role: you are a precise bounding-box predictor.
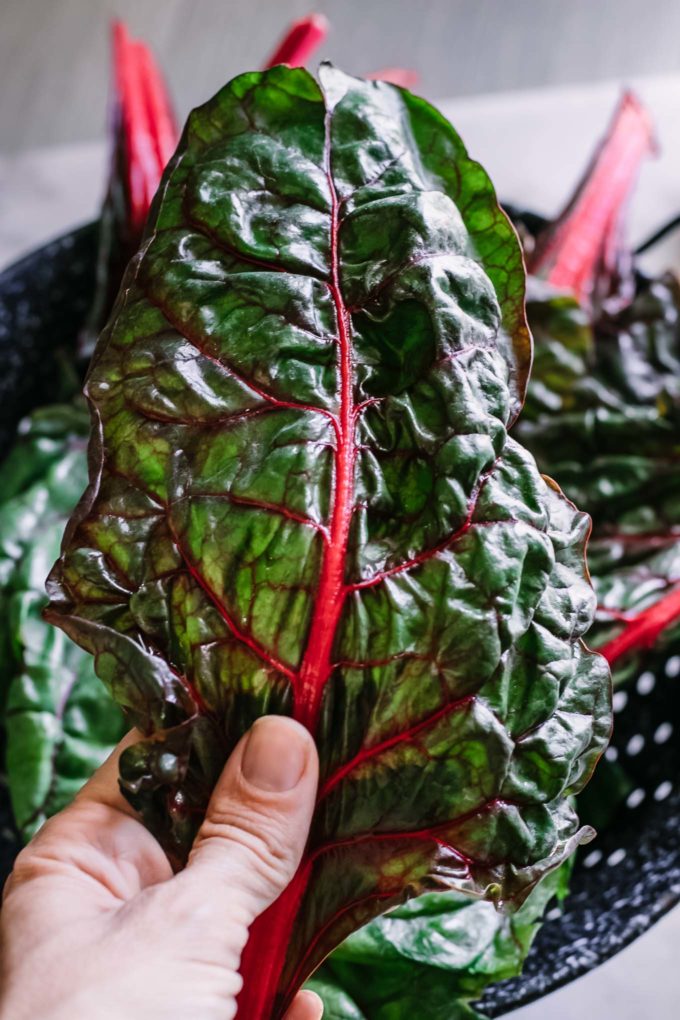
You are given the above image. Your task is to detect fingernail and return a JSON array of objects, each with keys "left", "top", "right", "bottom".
[{"left": 242, "top": 717, "right": 308, "bottom": 792}]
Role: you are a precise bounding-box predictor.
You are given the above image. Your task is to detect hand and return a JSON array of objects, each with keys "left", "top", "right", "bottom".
[{"left": 0, "top": 716, "right": 322, "bottom": 1020}]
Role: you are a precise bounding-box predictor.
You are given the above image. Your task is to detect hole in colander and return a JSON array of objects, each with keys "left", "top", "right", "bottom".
[
  {"left": 605, "top": 746, "right": 619, "bottom": 762},
  {"left": 546, "top": 906, "right": 562, "bottom": 922},
  {"left": 626, "top": 734, "right": 645, "bottom": 756},
  {"left": 613, "top": 691, "right": 628, "bottom": 712},
  {"left": 665, "top": 655, "right": 680, "bottom": 678},
  {"left": 626, "top": 788, "right": 646, "bottom": 809},
  {"left": 637, "top": 671, "right": 656, "bottom": 695},
  {"left": 607, "top": 848, "right": 627, "bottom": 867},
  {"left": 583, "top": 848, "right": 603, "bottom": 868},
  {"left": 654, "top": 722, "right": 673, "bottom": 744},
  {"left": 654, "top": 781, "right": 673, "bottom": 801}
]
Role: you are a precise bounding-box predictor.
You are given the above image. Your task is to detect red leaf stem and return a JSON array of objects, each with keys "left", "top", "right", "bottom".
[
  {"left": 237, "top": 863, "right": 313, "bottom": 1020},
  {"left": 528, "top": 92, "right": 656, "bottom": 305},
  {"left": 263, "top": 13, "right": 329, "bottom": 69},
  {"left": 112, "top": 20, "right": 178, "bottom": 233},
  {"left": 293, "top": 109, "right": 356, "bottom": 734},
  {"left": 599, "top": 583, "right": 680, "bottom": 665}
]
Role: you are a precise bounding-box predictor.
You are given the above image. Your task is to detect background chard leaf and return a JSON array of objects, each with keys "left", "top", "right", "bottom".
[
  {"left": 515, "top": 265, "right": 680, "bottom": 680},
  {"left": 506, "top": 85, "right": 680, "bottom": 861},
  {"left": 0, "top": 405, "right": 125, "bottom": 838},
  {"left": 306, "top": 858, "right": 572, "bottom": 1020},
  {"left": 45, "top": 65, "right": 610, "bottom": 1018}
]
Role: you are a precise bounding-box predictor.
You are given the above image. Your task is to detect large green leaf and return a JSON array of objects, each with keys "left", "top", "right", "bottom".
[
  {"left": 0, "top": 405, "right": 126, "bottom": 838},
  {"left": 46, "top": 65, "right": 610, "bottom": 1018}
]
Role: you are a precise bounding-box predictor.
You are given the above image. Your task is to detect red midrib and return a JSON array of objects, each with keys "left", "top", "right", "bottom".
[
  {"left": 235, "top": 106, "right": 356, "bottom": 1020},
  {"left": 113, "top": 21, "right": 177, "bottom": 233},
  {"left": 294, "top": 110, "right": 355, "bottom": 733}
]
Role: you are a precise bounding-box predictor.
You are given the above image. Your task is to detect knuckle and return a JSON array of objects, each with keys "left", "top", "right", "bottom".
[{"left": 195, "top": 801, "right": 300, "bottom": 889}]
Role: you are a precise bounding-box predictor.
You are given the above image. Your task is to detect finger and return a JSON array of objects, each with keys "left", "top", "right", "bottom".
[
  {"left": 75, "top": 728, "right": 143, "bottom": 817},
  {"left": 180, "top": 715, "right": 318, "bottom": 925},
  {"left": 284, "top": 990, "right": 324, "bottom": 1020}
]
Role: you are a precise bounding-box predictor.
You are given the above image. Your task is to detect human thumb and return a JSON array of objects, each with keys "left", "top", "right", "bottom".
[{"left": 181, "top": 715, "right": 318, "bottom": 925}]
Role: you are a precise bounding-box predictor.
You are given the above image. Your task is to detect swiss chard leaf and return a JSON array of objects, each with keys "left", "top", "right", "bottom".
[
  {"left": 0, "top": 405, "right": 126, "bottom": 838},
  {"left": 510, "top": 97, "right": 680, "bottom": 851},
  {"left": 46, "top": 65, "right": 610, "bottom": 1018},
  {"left": 304, "top": 976, "right": 366, "bottom": 1020}
]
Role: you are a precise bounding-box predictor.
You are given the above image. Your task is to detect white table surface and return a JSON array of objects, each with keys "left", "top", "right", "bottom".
[{"left": 1, "top": 74, "right": 679, "bottom": 1017}]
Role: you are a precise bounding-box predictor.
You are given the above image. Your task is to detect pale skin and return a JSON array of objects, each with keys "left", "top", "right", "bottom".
[{"left": 0, "top": 716, "right": 323, "bottom": 1020}]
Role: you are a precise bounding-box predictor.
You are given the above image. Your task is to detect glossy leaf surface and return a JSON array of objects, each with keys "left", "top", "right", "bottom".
[
  {"left": 307, "top": 860, "right": 571, "bottom": 1019},
  {"left": 46, "top": 66, "right": 609, "bottom": 1018},
  {"left": 0, "top": 405, "right": 125, "bottom": 838}
]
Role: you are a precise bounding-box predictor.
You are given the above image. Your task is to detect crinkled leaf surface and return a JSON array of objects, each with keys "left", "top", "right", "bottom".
[
  {"left": 589, "top": 535, "right": 680, "bottom": 664},
  {"left": 520, "top": 273, "right": 680, "bottom": 423},
  {"left": 516, "top": 272, "right": 680, "bottom": 678},
  {"left": 46, "top": 65, "right": 610, "bottom": 1018},
  {"left": 307, "top": 973, "right": 479, "bottom": 1020},
  {"left": 308, "top": 859, "right": 571, "bottom": 1020},
  {"left": 0, "top": 404, "right": 95, "bottom": 714},
  {"left": 304, "top": 976, "right": 367, "bottom": 1020},
  {"left": 0, "top": 405, "right": 125, "bottom": 838}
]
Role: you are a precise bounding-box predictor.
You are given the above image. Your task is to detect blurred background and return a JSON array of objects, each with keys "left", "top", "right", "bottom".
[{"left": 3, "top": 0, "right": 680, "bottom": 152}]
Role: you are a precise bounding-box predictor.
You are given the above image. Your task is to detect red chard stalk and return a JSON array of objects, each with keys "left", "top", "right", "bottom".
[
  {"left": 529, "top": 92, "right": 656, "bottom": 310},
  {"left": 366, "top": 68, "right": 420, "bottom": 88},
  {"left": 81, "top": 22, "right": 179, "bottom": 351},
  {"left": 112, "top": 20, "right": 179, "bottom": 233},
  {"left": 599, "top": 584, "right": 680, "bottom": 666},
  {"left": 264, "top": 13, "right": 329, "bottom": 68}
]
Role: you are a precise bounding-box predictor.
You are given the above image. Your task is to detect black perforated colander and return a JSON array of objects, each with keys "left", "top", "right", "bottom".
[{"left": 0, "top": 224, "right": 678, "bottom": 1016}]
